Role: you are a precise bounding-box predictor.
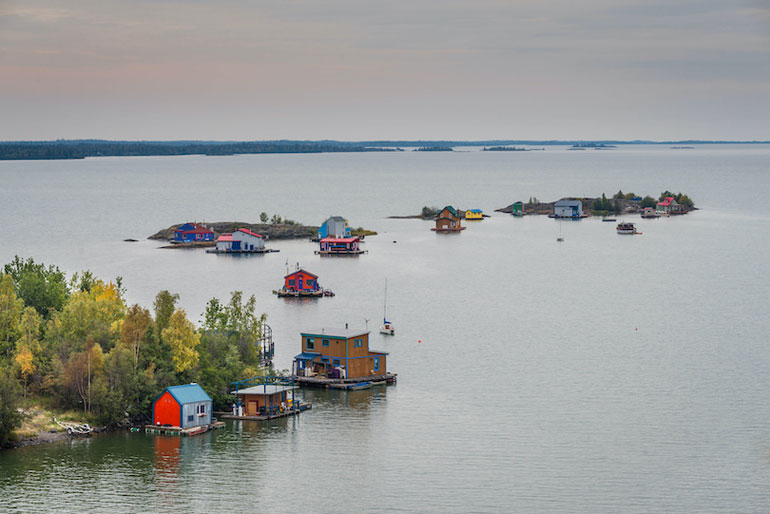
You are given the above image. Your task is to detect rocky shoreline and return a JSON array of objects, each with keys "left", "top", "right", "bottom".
[{"left": 149, "top": 222, "right": 319, "bottom": 242}]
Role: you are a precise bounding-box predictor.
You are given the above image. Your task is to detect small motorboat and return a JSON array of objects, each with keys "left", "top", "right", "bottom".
[
  {"left": 380, "top": 320, "right": 394, "bottom": 335},
  {"left": 602, "top": 218, "right": 617, "bottom": 222},
  {"left": 616, "top": 222, "right": 638, "bottom": 234}
]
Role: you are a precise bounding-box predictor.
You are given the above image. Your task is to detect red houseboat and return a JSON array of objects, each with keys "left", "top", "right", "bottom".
[{"left": 275, "top": 268, "right": 334, "bottom": 297}]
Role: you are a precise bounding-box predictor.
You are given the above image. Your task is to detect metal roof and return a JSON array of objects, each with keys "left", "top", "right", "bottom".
[
  {"left": 555, "top": 200, "right": 582, "bottom": 207},
  {"left": 325, "top": 216, "right": 347, "bottom": 223},
  {"left": 284, "top": 269, "right": 318, "bottom": 279},
  {"left": 295, "top": 352, "right": 321, "bottom": 360},
  {"left": 237, "top": 228, "right": 263, "bottom": 238},
  {"left": 468, "top": 209, "right": 483, "bottom": 213},
  {"left": 300, "top": 328, "right": 369, "bottom": 339},
  {"left": 165, "top": 384, "right": 212, "bottom": 405},
  {"left": 232, "top": 384, "right": 296, "bottom": 395}
]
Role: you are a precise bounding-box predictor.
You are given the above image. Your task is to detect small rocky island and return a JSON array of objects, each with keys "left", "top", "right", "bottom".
[
  {"left": 149, "top": 222, "right": 317, "bottom": 244},
  {"left": 496, "top": 191, "right": 696, "bottom": 216}
]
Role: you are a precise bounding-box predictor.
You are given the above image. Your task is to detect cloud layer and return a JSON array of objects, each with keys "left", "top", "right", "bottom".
[{"left": 1, "top": 0, "right": 768, "bottom": 139}]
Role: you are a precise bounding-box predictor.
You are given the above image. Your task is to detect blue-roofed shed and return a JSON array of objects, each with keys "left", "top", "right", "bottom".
[{"left": 153, "top": 383, "right": 213, "bottom": 429}]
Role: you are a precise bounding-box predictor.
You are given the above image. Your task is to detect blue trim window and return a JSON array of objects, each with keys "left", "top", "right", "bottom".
[
  {"left": 188, "top": 415, "right": 194, "bottom": 422},
  {"left": 307, "top": 338, "right": 315, "bottom": 350},
  {"left": 333, "top": 358, "right": 340, "bottom": 366},
  {"left": 288, "top": 279, "right": 295, "bottom": 286},
  {"left": 373, "top": 357, "right": 380, "bottom": 372},
  {"left": 354, "top": 339, "right": 363, "bottom": 348},
  {"left": 321, "top": 357, "right": 329, "bottom": 364},
  {"left": 322, "top": 339, "right": 330, "bottom": 347}
]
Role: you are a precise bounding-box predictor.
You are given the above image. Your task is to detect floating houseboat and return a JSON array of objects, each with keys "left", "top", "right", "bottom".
[
  {"left": 293, "top": 327, "right": 396, "bottom": 388},
  {"left": 432, "top": 206, "right": 465, "bottom": 232},
  {"left": 511, "top": 202, "right": 524, "bottom": 216},
  {"left": 221, "top": 376, "right": 311, "bottom": 421},
  {"left": 146, "top": 383, "right": 224, "bottom": 436},
  {"left": 316, "top": 237, "right": 366, "bottom": 255},
  {"left": 465, "top": 209, "right": 484, "bottom": 220},
  {"left": 656, "top": 197, "right": 682, "bottom": 215},
  {"left": 207, "top": 228, "right": 278, "bottom": 254},
  {"left": 616, "top": 222, "right": 640, "bottom": 235},
  {"left": 553, "top": 200, "right": 585, "bottom": 219},
  {"left": 641, "top": 207, "right": 660, "bottom": 219},
  {"left": 318, "top": 216, "right": 351, "bottom": 239},
  {"left": 275, "top": 268, "right": 334, "bottom": 297},
  {"left": 173, "top": 223, "right": 215, "bottom": 243}
]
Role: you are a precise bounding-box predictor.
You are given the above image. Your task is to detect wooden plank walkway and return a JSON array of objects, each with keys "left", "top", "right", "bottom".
[
  {"left": 295, "top": 373, "right": 396, "bottom": 389},
  {"left": 144, "top": 421, "right": 225, "bottom": 436},
  {"left": 219, "top": 403, "right": 311, "bottom": 421}
]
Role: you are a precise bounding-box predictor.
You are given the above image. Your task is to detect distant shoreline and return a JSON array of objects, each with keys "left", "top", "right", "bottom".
[{"left": 0, "top": 139, "right": 767, "bottom": 161}]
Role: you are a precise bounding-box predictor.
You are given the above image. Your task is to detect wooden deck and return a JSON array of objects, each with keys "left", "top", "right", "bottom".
[
  {"left": 144, "top": 421, "right": 225, "bottom": 436},
  {"left": 219, "top": 403, "right": 312, "bottom": 421},
  {"left": 206, "top": 248, "right": 280, "bottom": 254},
  {"left": 314, "top": 250, "right": 367, "bottom": 255},
  {"left": 295, "top": 373, "right": 396, "bottom": 389}
]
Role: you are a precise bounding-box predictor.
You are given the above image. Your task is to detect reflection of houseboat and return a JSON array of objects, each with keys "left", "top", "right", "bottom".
[
  {"left": 616, "top": 222, "right": 639, "bottom": 234},
  {"left": 275, "top": 268, "right": 334, "bottom": 297},
  {"left": 316, "top": 237, "right": 366, "bottom": 255},
  {"left": 293, "top": 327, "right": 396, "bottom": 387},
  {"left": 432, "top": 206, "right": 466, "bottom": 232}
]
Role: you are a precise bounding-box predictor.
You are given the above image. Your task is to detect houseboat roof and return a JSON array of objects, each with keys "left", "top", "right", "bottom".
[
  {"left": 555, "top": 199, "right": 582, "bottom": 207},
  {"left": 237, "top": 228, "right": 263, "bottom": 238},
  {"left": 162, "top": 384, "right": 212, "bottom": 405},
  {"left": 232, "top": 384, "right": 296, "bottom": 395},
  {"left": 295, "top": 352, "right": 322, "bottom": 360},
  {"left": 217, "top": 233, "right": 234, "bottom": 242},
  {"left": 468, "top": 209, "right": 483, "bottom": 213},
  {"left": 324, "top": 216, "right": 347, "bottom": 223},
  {"left": 657, "top": 196, "right": 676, "bottom": 206},
  {"left": 300, "top": 328, "right": 369, "bottom": 339},
  {"left": 285, "top": 269, "right": 318, "bottom": 279},
  {"left": 176, "top": 224, "right": 213, "bottom": 234},
  {"left": 441, "top": 205, "right": 459, "bottom": 217},
  {"left": 319, "top": 237, "right": 359, "bottom": 243}
]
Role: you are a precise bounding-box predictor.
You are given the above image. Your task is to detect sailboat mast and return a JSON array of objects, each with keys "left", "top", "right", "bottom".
[{"left": 383, "top": 278, "right": 388, "bottom": 321}]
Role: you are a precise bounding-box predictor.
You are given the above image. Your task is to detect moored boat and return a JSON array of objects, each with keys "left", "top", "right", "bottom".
[{"left": 616, "top": 222, "right": 638, "bottom": 234}]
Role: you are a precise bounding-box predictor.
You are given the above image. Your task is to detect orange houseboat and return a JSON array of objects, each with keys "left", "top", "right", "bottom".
[{"left": 293, "top": 328, "right": 395, "bottom": 386}]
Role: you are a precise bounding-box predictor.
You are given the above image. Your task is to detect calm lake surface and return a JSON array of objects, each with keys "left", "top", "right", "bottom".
[{"left": 1, "top": 145, "right": 769, "bottom": 512}]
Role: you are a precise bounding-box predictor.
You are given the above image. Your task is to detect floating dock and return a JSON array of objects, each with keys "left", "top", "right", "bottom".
[
  {"left": 314, "top": 250, "right": 367, "bottom": 255},
  {"left": 145, "top": 421, "right": 225, "bottom": 436},
  {"left": 206, "top": 248, "right": 279, "bottom": 254},
  {"left": 295, "top": 373, "right": 397, "bottom": 389},
  {"left": 219, "top": 403, "right": 312, "bottom": 421},
  {"left": 274, "top": 289, "right": 335, "bottom": 298}
]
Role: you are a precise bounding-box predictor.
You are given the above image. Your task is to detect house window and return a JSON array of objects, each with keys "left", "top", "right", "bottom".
[
  {"left": 322, "top": 339, "right": 330, "bottom": 347},
  {"left": 288, "top": 279, "right": 295, "bottom": 286},
  {"left": 373, "top": 357, "right": 380, "bottom": 372},
  {"left": 188, "top": 415, "right": 194, "bottom": 422},
  {"left": 333, "top": 359, "right": 340, "bottom": 366},
  {"left": 354, "top": 339, "right": 363, "bottom": 348},
  {"left": 321, "top": 357, "right": 329, "bottom": 364},
  {"left": 307, "top": 338, "right": 315, "bottom": 350}
]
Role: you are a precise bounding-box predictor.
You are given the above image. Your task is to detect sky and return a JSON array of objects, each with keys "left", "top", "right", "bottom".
[{"left": 0, "top": 0, "right": 768, "bottom": 141}]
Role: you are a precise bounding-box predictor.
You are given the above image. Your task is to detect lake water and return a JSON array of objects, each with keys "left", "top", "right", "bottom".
[{"left": 1, "top": 145, "right": 769, "bottom": 512}]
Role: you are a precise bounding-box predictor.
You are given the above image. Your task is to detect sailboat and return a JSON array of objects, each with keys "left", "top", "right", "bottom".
[{"left": 379, "top": 278, "right": 395, "bottom": 335}]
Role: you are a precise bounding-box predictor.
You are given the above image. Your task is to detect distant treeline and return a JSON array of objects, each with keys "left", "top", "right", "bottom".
[
  {"left": 0, "top": 140, "right": 397, "bottom": 160},
  {"left": 0, "top": 139, "right": 767, "bottom": 160}
]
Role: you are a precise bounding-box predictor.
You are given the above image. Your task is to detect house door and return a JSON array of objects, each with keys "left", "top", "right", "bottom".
[{"left": 248, "top": 401, "right": 257, "bottom": 416}]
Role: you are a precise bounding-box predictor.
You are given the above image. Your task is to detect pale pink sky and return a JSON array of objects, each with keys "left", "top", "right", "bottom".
[{"left": 1, "top": 0, "right": 768, "bottom": 140}]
